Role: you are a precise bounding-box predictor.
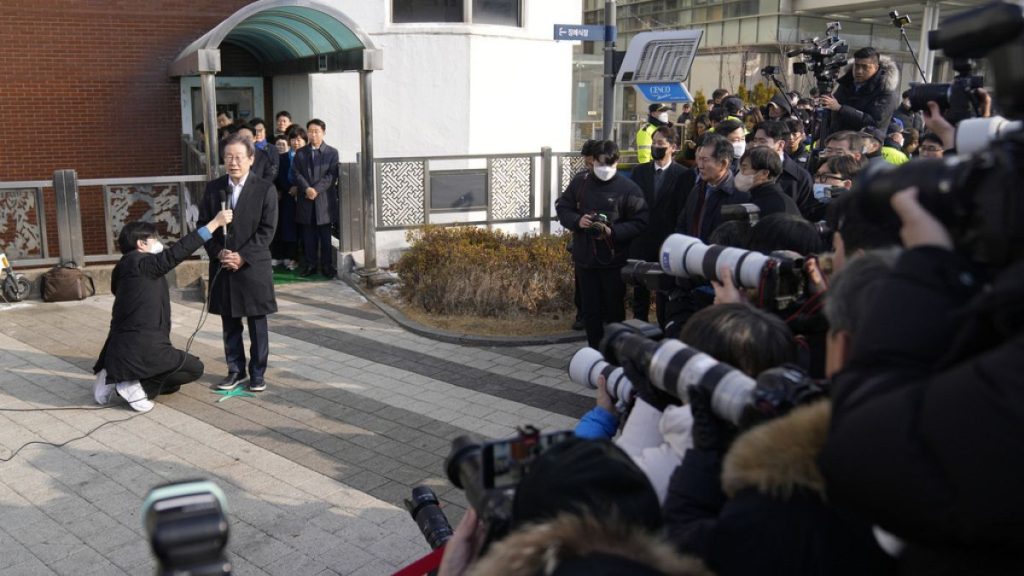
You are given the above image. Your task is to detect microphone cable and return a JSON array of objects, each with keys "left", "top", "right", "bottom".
[{"left": 0, "top": 235, "right": 229, "bottom": 463}]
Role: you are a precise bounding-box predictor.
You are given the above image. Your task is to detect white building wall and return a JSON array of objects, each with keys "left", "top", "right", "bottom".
[
  {"left": 298, "top": 0, "right": 581, "bottom": 264},
  {"left": 271, "top": 75, "right": 312, "bottom": 130}
]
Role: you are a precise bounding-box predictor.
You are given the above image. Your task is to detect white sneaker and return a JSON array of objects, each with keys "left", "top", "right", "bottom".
[
  {"left": 271, "top": 259, "right": 282, "bottom": 266},
  {"left": 115, "top": 380, "right": 154, "bottom": 413},
  {"left": 285, "top": 259, "right": 298, "bottom": 271},
  {"left": 93, "top": 369, "right": 115, "bottom": 405}
]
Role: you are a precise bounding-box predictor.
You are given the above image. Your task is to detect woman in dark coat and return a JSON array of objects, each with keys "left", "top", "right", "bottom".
[{"left": 93, "top": 210, "right": 232, "bottom": 412}]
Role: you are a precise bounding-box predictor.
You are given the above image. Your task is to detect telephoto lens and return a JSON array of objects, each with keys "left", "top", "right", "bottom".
[
  {"left": 659, "top": 233, "right": 772, "bottom": 289},
  {"left": 404, "top": 485, "right": 454, "bottom": 549},
  {"left": 601, "top": 326, "right": 758, "bottom": 426},
  {"left": 567, "top": 347, "right": 635, "bottom": 408}
]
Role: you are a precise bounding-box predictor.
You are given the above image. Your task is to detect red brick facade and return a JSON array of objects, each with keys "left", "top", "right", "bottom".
[{"left": 1, "top": 0, "right": 255, "bottom": 258}]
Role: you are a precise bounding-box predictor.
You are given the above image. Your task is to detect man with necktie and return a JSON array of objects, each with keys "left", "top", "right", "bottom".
[
  {"left": 628, "top": 126, "right": 695, "bottom": 327},
  {"left": 291, "top": 118, "right": 340, "bottom": 278},
  {"left": 197, "top": 133, "right": 279, "bottom": 393}
]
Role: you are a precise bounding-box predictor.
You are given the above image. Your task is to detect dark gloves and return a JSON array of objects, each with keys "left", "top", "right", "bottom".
[
  {"left": 740, "top": 364, "right": 828, "bottom": 430},
  {"left": 687, "top": 384, "right": 737, "bottom": 454},
  {"left": 621, "top": 356, "right": 680, "bottom": 412}
]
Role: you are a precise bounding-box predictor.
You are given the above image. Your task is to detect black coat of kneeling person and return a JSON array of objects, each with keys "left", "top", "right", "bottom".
[
  {"left": 92, "top": 209, "right": 233, "bottom": 412},
  {"left": 438, "top": 438, "right": 711, "bottom": 576}
]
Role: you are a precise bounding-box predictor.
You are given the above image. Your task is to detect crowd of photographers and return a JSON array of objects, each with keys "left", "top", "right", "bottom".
[{"left": 412, "top": 5, "right": 1024, "bottom": 575}]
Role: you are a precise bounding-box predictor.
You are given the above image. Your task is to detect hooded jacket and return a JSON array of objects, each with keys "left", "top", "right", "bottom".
[
  {"left": 829, "top": 56, "right": 901, "bottom": 135},
  {"left": 467, "top": 514, "right": 711, "bottom": 576},
  {"left": 664, "top": 401, "right": 897, "bottom": 576}
]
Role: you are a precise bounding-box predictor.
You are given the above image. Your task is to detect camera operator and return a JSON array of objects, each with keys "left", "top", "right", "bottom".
[
  {"left": 820, "top": 184, "right": 1024, "bottom": 573},
  {"left": 556, "top": 140, "right": 649, "bottom": 349},
  {"left": 663, "top": 249, "right": 901, "bottom": 576},
  {"left": 751, "top": 121, "right": 817, "bottom": 218},
  {"left": 630, "top": 127, "right": 696, "bottom": 326},
  {"left": 819, "top": 47, "right": 901, "bottom": 136},
  {"left": 438, "top": 438, "right": 710, "bottom": 576}
]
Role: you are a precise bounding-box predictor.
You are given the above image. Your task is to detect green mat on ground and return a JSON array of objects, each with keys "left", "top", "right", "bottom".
[{"left": 273, "top": 267, "right": 332, "bottom": 285}]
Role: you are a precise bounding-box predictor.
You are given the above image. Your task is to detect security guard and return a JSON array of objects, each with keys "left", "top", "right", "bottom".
[{"left": 636, "top": 103, "right": 673, "bottom": 164}]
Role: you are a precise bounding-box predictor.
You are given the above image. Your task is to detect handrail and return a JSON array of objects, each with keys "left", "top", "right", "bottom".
[{"left": 79, "top": 175, "right": 208, "bottom": 186}]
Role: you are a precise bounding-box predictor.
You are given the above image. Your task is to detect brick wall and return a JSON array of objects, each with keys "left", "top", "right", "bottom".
[{"left": 0, "top": 0, "right": 253, "bottom": 258}]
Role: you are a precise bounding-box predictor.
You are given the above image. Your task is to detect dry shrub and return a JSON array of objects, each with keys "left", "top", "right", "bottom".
[{"left": 394, "top": 226, "right": 574, "bottom": 318}]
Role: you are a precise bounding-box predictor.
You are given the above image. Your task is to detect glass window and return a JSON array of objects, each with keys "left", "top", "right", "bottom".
[
  {"left": 706, "top": 22, "right": 723, "bottom": 46},
  {"left": 723, "top": 19, "right": 740, "bottom": 45},
  {"left": 740, "top": 17, "right": 758, "bottom": 44},
  {"left": 692, "top": 7, "right": 707, "bottom": 22},
  {"left": 709, "top": 5, "right": 723, "bottom": 20},
  {"left": 678, "top": 10, "right": 692, "bottom": 25},
  {"left": 473, "top": 0, "right": 520, "bottom": 26},
  {"left": 778, "top": 15, "right": 799, "bottom": 44},
  {"left": 758, "top": 15, "right": 778, "bottom": 44},
  {"left": 393, "top": 0, "right": 464, "bottom": 23},
  {"left": 759, "top": 0, "right": 779, "bottom": 12}
]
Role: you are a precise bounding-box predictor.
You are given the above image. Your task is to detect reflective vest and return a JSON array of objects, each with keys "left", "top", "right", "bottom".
[{"left": 636, "top": 122, "right": 659, "bottom": 164}]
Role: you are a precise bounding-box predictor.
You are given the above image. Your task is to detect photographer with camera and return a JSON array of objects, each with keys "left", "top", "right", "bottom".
[
  {"left": 663, "top": 249, "right": 901, "bottom": 576},
  {"left": 820, "top": 47, "right": 901, "bottom": 136},
  {"left": 556, "top": 140, "right": 649, "bottom": 349},
  {"left": 437, "top": 436, "right": 710, "bottom": 576}
]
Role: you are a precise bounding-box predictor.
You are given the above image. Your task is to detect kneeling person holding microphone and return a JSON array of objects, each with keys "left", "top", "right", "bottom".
[{"left": 92, "top": 208, "right": 234, "bottom": 412}]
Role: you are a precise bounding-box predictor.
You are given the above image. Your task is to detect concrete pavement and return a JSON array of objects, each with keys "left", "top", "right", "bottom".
[{"left": 0, "top": 279, "right": 591, "bottom": 575}]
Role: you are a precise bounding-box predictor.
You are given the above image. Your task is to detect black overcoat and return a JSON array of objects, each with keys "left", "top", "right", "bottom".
[
  {"left": 629, "top": 161, "right": 696, "bottom": 262},
  {"left": 93, "top": 229, "right": 208, "bottom": 382},
  {"left": 197, "top": 174, "right": 278, "bottom": 318}
]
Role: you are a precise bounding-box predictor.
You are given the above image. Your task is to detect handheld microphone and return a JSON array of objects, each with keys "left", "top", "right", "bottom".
[{"left": 219, "top": 189, "right": 230, "bottom": 249}]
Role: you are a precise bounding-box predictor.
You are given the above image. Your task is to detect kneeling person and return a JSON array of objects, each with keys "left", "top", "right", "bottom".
[{"left": 93, "top": 210, "right": 233, "bottom": 412}]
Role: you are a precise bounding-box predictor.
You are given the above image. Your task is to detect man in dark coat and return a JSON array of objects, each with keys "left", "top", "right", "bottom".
[
  {"left": 238, "top": 124, "right": 278, "bottom": 183},
  {"left": 675, "top": 134, "right": 750, "bottom": 242},
  {"left": 732, "top": 146, "right": 801, "bottom": 218},
  {"left": 93, "top": 210, "right": 233, "bottom": 412},
  {"left": 555, "top": 140, "right": 648, "bottom": 349},
  {"left": 820, "top": 47, "right": 900, "bottom": 136},
  {"left": 752, "top": 121, "right": 816, "bottom": 218},
  {"left": 198, "top": 134, "right": 279, "bottom": 393},
  {"left": 629, "top": 126, "right": 695, "bottom": 327},
  {"left": 291, "top": 118, "right": 339, "bottom": 278}
]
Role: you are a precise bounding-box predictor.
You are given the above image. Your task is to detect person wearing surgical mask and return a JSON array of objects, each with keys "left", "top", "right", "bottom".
[
  {"left": 556, "top": 140, "right": 649, "bottom": 349},
  {"left": 735, "top": 146, "right": 801, "bottom": 218},
  {"left": 711, "top": 119, "right": 746, "bottom": 173},
  {"left": 636, "top": 103, "right": 674, "bottom": 164},
  {"left": 93, "top": 210, "right": 233, "bottom": 413}
]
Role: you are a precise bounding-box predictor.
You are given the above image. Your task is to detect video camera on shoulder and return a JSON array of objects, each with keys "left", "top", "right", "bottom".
[
  {"left": 143, "top": 479, "right": 231, "bottom": 576},
  {"left": 788, "top": 21, "right": 849, "bottom": 94}
]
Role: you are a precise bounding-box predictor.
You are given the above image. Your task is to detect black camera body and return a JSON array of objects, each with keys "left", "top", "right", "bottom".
[
  {"left": 858, "top": 0, "right": 1024, "bottom": 266},
  {"left": 761, "top": 66, "right": 781, "bottom": 77},
  {"left": 890, "top": 10, "right": 912, "bottom": 28},
  {"left": 143, "top": 480, "right": 231, "bottom": 576},
  {"left": 907, "top": 59, "right": 985, "bottom": 124},
  {"left": 587, "top": 211, "right": 611, "bottom": 236},
  {"left": 789, "top": 21, "right": 849, "bottom": 95}
]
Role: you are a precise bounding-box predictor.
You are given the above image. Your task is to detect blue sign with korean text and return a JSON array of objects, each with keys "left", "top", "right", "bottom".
[
  {"left": 636, "top": 83, "right": 693, "bottom": 103},
  {"left": 554, "top": 24, "right": 610, "bottom": 42}
]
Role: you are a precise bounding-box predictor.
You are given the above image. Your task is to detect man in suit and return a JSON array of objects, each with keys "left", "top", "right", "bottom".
[
  {"left": 197, "top": 134, "right": 279, "bottom": 393},
  {"left": 237, "top": 124, "right": 278, "bottom": 183},
  {"left": 629, "top": 126, "right": 695, "bottom": 327},
  {"left": 751, "top": 121, "right": 816, "bottom": 219},
  {"left": 675, "top": 134, "right": 749, "bottom": 242},
  {"left": 291, "top": 118, "right": 339, "bottom": 277}
]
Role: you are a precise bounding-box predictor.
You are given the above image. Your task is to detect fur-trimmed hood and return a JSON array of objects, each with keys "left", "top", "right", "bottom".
[
  {"left": 837, "top": 55, "right": 900, "bottom": 94},
  {"left": 467, "top": 514, "right": 711, "bottom": 576},
  {"left": 721, "top": 401, "right": 831, "bottom": 500}
]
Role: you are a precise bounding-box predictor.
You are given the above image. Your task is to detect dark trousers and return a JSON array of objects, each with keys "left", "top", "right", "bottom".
[
  {"left": 577, "top": 266, "right": 626, "bottom": 349},
  {"left": 633, "top": 287, "right": 669, "bottom": 329},
  {"left": 574, "top": 270, "right": 583, "bottom": 321},
  {"left": 221, "top": 315, "right": 269, "bottom": 381},
  {"left": 142, "top": 354, "right": 204, "bottom": 398},
  {"left": 303, "top": 223, "right": 333, "bottom": 271}
]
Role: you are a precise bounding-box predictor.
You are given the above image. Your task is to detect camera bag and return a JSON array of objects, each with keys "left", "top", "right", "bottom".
[{"left": 41, "top": 263, "right": 96, "bottom": 302}]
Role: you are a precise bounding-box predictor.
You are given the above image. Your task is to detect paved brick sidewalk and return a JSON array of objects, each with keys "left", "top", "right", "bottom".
[{"left": 0, "top": 279, "right": 590, "bottom": 575}]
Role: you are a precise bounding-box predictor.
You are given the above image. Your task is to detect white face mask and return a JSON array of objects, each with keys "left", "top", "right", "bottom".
[
  {"left": 657, "top": 112, "right": 670, "bottom": 123},
  {"left": 813, "top": 183, "right": 832, "bottom": 201},
  {"left": 734, "top": 172, "right": 756, "bottom": 192},
  {"left": 148, "top": 240, "right": 164, "bottom": 255},
  {"left": 732, "top": 140, "right": 746, "bottom": 158},
  {"left": 593, "top": 165, "right": 617, "bottom": 181}
]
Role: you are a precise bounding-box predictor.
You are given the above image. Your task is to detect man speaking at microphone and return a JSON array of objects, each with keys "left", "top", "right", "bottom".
[{"left": 197, "top": 133, "right": 278, "bottom": 393}]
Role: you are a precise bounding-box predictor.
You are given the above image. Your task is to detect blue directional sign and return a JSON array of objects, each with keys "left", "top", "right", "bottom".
[
  {"left": 554, "top": 24, "right": 611, "bottom": 42},
  {"left": 635, "top": 83, "right": 693, "bottom": 103}
]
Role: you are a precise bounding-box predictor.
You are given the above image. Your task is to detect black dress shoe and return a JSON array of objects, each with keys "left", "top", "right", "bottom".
[
  {"left": 300, "top": 266, "right": 317, "bottom": 277},
  {"left": 249, "top": 379, "right": 267, "bottom": 392},
  {"left": 216, "top": 373, "right": 248, "bottom": 390},
  {"left": 322, "top": 268, "right": 337, "bottom": 278}
]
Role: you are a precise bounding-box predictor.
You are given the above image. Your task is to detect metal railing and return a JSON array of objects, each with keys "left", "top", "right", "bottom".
[{"left": 373, "top": 149, "right": 585, "bottom": 236}]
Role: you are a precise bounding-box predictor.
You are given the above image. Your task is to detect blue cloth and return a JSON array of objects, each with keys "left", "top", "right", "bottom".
[
  {"left": 574, "top": 406, "right": 619, "bottom": 440},
  {"left": 197, "top": 227, "right": 213, "bottom": 242}
]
